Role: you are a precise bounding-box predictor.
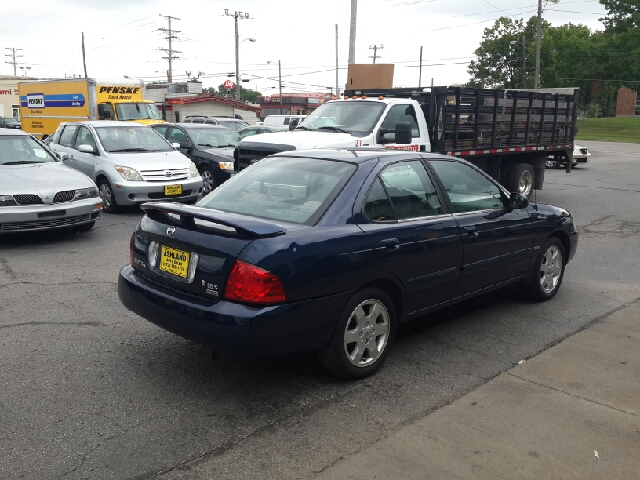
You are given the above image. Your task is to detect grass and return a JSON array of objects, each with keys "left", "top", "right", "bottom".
[{"left": 575, "top": 117, "right": 640, "bottom": 143}]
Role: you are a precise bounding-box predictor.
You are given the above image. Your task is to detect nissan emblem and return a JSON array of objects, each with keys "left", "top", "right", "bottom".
[{"left": 167, "top": 226, "right": 176, "bottom": 235}]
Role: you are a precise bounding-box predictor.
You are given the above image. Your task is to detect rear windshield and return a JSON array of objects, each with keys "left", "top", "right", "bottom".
[{"left": 197, "top": 156, "right": 356, "bottom": 225}]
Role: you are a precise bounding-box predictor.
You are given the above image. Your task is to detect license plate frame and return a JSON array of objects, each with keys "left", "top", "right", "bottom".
[
  {"left": 158, "top": 245, "right": 190, "bottom": 278},
  {"left": 164, "top": 184, "right": 183, "bottom": 196}
]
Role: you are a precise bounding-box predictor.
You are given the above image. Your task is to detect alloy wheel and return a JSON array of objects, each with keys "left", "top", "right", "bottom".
[
  {"left": 99, "top": 183, "right": 112, "bottom": 210},
  {"left": 519, "top": 170, "right": 533, "bottom": 197},
  {"left": 201, "top": 170, "right": 215, "bottom": 194},
  {"left": 343, "top": 299, "right": 390, "bottom": 368},
  {"left": 540, "top": 245, "right": 563, "bottom": 294}
]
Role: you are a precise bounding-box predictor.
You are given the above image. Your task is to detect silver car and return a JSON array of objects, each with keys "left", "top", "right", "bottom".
[
  {"left": 0, "top": 129, "right": 102, "bottom": 234},
  {"left": 48, "top": 121, "right": 204, "bottom": 213}
]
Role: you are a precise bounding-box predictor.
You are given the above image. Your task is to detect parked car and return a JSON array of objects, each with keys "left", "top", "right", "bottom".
[
  {"left": 48, "top": 121, "right": 203, "bottom": 213},
  {"left": 0, "top": 117, "right": 21, "bottom": 129},
  {"left": 547, "top": 144, "right": 591, "bottom": 169},
  {"left": 119, "top": 149, "right": 578, "bottom": 379},
  {"left": 184, "top": 116, "right": 250, "bottom": 132},
  {"left": 259, "top": 115, "right": 307, "bottom": 129},
  {"left": 0, "top": 129, "right": 101, "bottom": 233},
  {"left": 151, "top": 123, "right": 239, "bottom": 194},
  {"left": 238, "top": 125, "right": 288, "bottom": 139}
]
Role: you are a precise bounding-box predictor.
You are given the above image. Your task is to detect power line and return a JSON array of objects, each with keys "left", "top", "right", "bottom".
[{"left": 158, "top": 14, "right": 181, "bottom": 83}]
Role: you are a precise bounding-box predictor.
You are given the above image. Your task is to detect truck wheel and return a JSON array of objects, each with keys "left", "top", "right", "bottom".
[
  {"left": 318, "top": 288, "right": 396, "bottom": 379},
  {"left": 98, "top": 178, "right": 120, "bottom": 213},
  {"left": 506, "top": 163, "right": 535, "bottom": 197}
]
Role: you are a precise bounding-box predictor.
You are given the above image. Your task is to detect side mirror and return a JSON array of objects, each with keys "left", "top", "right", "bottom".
[
  {"left": 395, "top": 122, "right": 413, "bottom": 144},
  {"left": 179, "top": 143, "right": 191, "bottom": 150},
  {"left": 171, "top": 143, "right": 181, "bottom": 149},
  {"left": 57, "top": 152, "right": 70, "bottom": 162},
  {"left": 510, "top": 192, "right": 529, "bottom": 209},
  {"left": 77, "top": 144, "right": 96, "bottom": 154}
]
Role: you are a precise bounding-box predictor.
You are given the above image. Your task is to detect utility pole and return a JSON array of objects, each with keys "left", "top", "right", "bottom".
[
  {"left": 81, "top": 32, "right": 88, "bottom": 78},
  {"left": 4, "top": 47, "right": 22, "bottom": 76},
  {"left": 369, "top": 45, "right": 383, "bottom": 64},
  {"left": 419, "top": 46, "right": 423, "bottom": 87},
  {"left": 335, "top": 24, "right": 339, "bottom": 98},
  {"left": 534, "top": 0, "right": 542, "bottom": 89},
  {"left": 348, "top": 0, "right": 357, "bottom": 64},
  {"left": 278, "top": 60, "right": 282, "bottom": 115},
  {"left": 225, "top": 9, "right": 251, "bottom": 101},
  {"left": 522, "top": 33, "right": 526, "bottom": 88},
  {"left": 158, "top": 15, "right": 181, "bottom": 83}
]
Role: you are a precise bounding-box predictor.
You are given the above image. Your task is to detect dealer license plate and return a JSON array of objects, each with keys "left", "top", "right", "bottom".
[
  {"left": 164, "top": 184, "right": 182, "bottom": 196},
  {"left": 159, "top": 246, "right": 190, "bottom": 278}
]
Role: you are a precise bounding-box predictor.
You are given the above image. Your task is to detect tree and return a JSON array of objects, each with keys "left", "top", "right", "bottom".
[{"left": 203, "top": 85, "right": 262, "bottom": 103}]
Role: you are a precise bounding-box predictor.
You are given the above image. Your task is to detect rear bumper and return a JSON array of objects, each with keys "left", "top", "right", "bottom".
[
  {"left": 112, "top": 177, "right": 204, "bottom": 205},
  {"left": 118, "top": 265, "right": 350, "bottom": 356}
]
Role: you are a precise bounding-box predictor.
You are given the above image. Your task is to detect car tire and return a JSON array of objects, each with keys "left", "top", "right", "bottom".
[
  {"left": 199, "top": 165, "right": 218, "bottom": 195},
  {"left": 318, "top": 288, "right": 396, "bottom": 379},
  {"left": 74, "top": 221, "right": 96, "bottom": 232},
  {"left": 520, "top": 237, "right": 566, "bottom": 301},
  {"left": 98, "top": 178, "right": 119, "bottom": 213},
  {"left": 506, "top": 163, "right": 535, "bottom": 197}
]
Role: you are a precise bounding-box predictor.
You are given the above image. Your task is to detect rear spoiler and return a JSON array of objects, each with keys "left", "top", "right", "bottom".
[{"left": 141, "top": 202, "right": 286, "bottom": 237}]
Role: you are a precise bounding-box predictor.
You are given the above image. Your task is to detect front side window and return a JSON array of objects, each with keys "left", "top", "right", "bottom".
[
  {"left": 153, "top": 125, "right": 169, "bottom": 137},
  {"left": 0, "top": 136, "right": 57, "bottom": 165},
  {"left": 380, "top": 104, "right": 420, "bottom": 142},
  {"left": 198, "top": 157, "right": 356, "bottom": 225},
  {"left": 73, "top": 126, "right": 97, "bottom": 151},
  {"left": 364, "top": 160, "right": 443, "bottom": 221},
  {"left": 59, "top": 125, "right": 78, "bottom": 147},
  {"left": 430, "top": 160, "right": 504, "bottom": 213},
  {"left": 239, "top": 128, "right": 259, "bottom": 139},
  {"left": 300, "top": 101, "right": 386, "bottom": 137},
  {"left": 95, "top": 126, "right": 172, "bottom": 153}
]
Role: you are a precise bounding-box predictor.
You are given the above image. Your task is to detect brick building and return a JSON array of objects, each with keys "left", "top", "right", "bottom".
[
  {"left": 615, "top": 86, "right": 639, "bottom": 116},
  {"left": 257, "top": 92, "right": 335, "bottom": 119}
]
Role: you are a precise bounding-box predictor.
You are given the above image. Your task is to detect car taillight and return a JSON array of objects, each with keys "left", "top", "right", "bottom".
[{"left": 223, "top": 260, "right": 285, "bottom": 305}]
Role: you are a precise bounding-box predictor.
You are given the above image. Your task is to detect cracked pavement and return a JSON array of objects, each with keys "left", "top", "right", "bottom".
[{"left": 1, "top": 141, "right": 639, "bottom": 479}]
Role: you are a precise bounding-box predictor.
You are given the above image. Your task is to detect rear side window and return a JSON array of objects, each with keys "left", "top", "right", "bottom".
[
  {"left": 59, "top": 125, "right": 78, "bottom": 147},
  {"left": 364, "top": 160, "right": 443, "bottom": 221},
  {"left": 430, "top": 160, "right": 504, "bottom": 213},
  {"left": 198, "top": 157, "right": 356, "bottom": 225}
]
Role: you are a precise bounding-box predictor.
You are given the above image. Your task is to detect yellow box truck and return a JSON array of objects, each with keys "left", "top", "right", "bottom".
[{"left": 18, "top": 78, "right": 164, "bottom": 138}]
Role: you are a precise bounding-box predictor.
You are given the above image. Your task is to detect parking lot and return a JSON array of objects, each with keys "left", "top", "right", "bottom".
[{"left": 1, "top": 140, "right": 639, "bottom": 479}]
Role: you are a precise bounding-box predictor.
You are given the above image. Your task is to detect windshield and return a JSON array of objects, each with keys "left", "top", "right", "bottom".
[
  {"left": 0, "top": 136, "right": 57, "bottom": 165},
  {"left": 217, "top": 120, "right": 247, "bottom": 132},
  {"left": 95, "top": 126, "right": 173, "bottom": 153},
  {"left": 298, "top": 101, "right": 386, "bottom": 137},
  {"left": 198, "top": 156, "right": 356, "bottom": 225},
  {"left": 115, "top": 102, "right": 162, "bottom": 121},
  {"left": 185, "top": 127, "right": 240, "bottom": 148}
]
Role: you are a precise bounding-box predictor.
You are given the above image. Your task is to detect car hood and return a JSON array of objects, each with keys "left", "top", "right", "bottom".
[
  {"left": 108, "top": 150, "right": 192, "bottom": 170},
  {"left": 202, "top": 146, "right": 235, "bottom": 157},
  {"left": 238, "top": 130, "right": 358, "bottom": 150},
  {"left": 0, "top": 162, "right": 94, "bottom": 203}
]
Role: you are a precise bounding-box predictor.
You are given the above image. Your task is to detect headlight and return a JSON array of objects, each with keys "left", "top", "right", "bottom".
[
  {"left": 189, "top": 162, "right": 199, "bottom": 178},
  {"left": 219, "top": 162, "right": 235, "bottom": 170},
  {"left": 0, "top": 195, "right": 17, "bottom": 207},
  {"left": 115, "top": 166, "right": 143, "bottom": 181},
  {"left": 74, "top": 187, "right": 99, "bottom": 200}
]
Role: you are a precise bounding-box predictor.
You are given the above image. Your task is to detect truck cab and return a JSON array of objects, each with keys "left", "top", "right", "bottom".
[
  {"left": 235, "top": 97, "right": 431, "bottom": 170},
  {"left": 97, "top": 100, "right": 163, "bottom": 125}
]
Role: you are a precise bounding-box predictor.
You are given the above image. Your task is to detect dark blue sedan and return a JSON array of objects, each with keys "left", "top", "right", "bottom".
[{"left": 118, "top": 149, "right": 578, "bottom": 379}]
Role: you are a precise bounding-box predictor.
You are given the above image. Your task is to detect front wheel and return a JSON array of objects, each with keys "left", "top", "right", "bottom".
[
  {"left": 319, "top": 288, "right": 396, "bottom": 379},
  {"left": 98, "top": 178, "right": 119, "bottom": 213},
  {"left": 199, "top": 165, "right": 218, "bottom": 195},
  {"left": 521, "top": 237, "right": 565, "bottom": 301}
]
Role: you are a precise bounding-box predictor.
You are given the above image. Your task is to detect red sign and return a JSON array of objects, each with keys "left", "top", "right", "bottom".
[{"left": 223, "top": 79, "right": 236, "bottom": 90}]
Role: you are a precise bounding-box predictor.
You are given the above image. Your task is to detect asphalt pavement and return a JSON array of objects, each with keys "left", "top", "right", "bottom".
[{"left": 1, "top": 140, "right": 639, "bottom": 480}]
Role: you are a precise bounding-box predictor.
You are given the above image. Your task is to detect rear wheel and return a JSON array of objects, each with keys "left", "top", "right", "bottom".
[
  {"left": 319, "top": 288, "right": 396, "bottom": 379},
  {"left": 98, "top": 178, "right": 119, "bottom": 213},
  {"left": 521, "top": 237, "right": 565, "bottom": 301},
  {"left": 506, "top": 163, "right": 535, "bottom": 197}
]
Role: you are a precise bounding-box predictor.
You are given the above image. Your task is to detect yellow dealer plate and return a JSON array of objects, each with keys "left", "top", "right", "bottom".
[
  {"left": 159, "top": 246, "right": 190, "bottom": 278},
  {"left": 164, "top": 184, "right": 182, "bottom": 196}
]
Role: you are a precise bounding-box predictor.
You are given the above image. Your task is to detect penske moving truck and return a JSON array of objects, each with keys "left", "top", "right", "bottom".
[{"left": 18, "top": 78, "right": 164, "bottom": 138}]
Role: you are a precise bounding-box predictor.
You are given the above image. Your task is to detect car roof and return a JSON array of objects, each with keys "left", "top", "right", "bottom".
[
  {"left": 0, "top": 129, "right": 28, "bottom": 136},
  {"left": 62, "top": 120, "right": 147, "bottom": 128},
  {"left": 169, "top": 123, "right": 231, "bottom": 130},
  {"left": 272, "top": 148, "right": 451, "bottom": 164}
]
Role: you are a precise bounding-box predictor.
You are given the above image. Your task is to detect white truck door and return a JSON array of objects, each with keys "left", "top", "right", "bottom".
[{"left": 374, "top": 102, "right": 428, "bottom": 153}]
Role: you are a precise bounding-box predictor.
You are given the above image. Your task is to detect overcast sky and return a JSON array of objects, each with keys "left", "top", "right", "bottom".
[{"left": 1, "top": 0, "right": 608, "bottom": 94}]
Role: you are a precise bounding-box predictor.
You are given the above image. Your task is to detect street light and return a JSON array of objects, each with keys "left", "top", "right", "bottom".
[{"left": 267, "top": 60, "right": 282, "bottom": 114}]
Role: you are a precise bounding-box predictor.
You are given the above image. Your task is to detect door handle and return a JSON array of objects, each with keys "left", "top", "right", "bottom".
[
  {"left": 379, "top": 238, "right": 400, "bottom": 250},
  {"left": 463, "top": 226, "right": 478, "bottom": 236}
]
